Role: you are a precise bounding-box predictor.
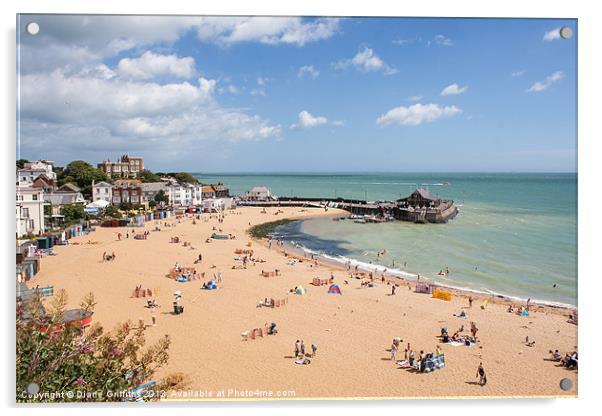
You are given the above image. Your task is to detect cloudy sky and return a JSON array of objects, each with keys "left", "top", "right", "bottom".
[{"left": 17, "top": 15, "right": 576, "bottom": 172}]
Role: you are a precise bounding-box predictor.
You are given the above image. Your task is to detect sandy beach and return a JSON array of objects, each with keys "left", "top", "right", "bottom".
[{"left": 29, "top": 206, "right": 578, "bottom": 399}]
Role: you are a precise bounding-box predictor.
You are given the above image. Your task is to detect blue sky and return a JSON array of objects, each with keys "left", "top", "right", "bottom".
[{"left": 17, "top": 16, "right": 576, "bottom": 172}]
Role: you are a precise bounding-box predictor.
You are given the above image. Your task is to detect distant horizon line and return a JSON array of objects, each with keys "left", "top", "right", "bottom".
[{"left": 185, "top": 171, "right": 577, "bottom": 175}]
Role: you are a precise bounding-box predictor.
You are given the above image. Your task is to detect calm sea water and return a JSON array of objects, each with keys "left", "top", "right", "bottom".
[{"left": 193, "top": 173, "right": 577, "bottom": 305}]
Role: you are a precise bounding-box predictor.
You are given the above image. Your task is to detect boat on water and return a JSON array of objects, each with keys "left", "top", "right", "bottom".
[{"left": 354, "top": 218, "right": 367, "bottom": 224}]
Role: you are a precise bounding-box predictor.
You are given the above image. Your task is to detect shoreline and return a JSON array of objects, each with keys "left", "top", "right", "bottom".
[{"left": 249, "top": 216, "right": 577, "bottom": 314}]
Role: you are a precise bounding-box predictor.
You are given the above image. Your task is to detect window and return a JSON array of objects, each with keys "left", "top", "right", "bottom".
[
  {"left": 22, "top": 208, "right": 29, "bottom": 218},
  {"left": 32, "top": 194, "right": 38, "bottom": 201}
]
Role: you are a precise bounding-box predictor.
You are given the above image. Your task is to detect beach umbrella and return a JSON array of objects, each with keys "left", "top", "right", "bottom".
[
  {"left": 328, "top": 284, "right": 342, "bottom": 295},
  {"left": 295, "top": 286, "right": 307, "bottom": 295}
]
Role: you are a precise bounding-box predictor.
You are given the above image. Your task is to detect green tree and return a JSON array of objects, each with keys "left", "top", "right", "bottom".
[
  {"left": 16, "top": 159, "right": 29, "bottom": 169},
  {"left": 62, "top": 204, "right": 88, "bottom": 224},
  {"left": 172, "top": 172, "right": 198, "bottom": 184},
  {"left": 154, "top": 190, "right": 169, "bottom": 204},
  {"left": 119, "top": 202, "right": 134, "bottom": 212},
  {"left": 138, "top": 169, "right": 161, "bottom": 183},
  {"left": 59, "top": 161, "right": 108, "bottom": 196},
  {"left": 16, "top": 290, "right": 174, "bottom": 402},
  {"left": 103, "top": 205, "right": 121, "bottom": 218}
]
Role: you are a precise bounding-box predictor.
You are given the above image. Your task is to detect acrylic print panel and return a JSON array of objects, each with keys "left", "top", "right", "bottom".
[{"left": 16, "top": 14, "right": 577, "bottom": 402}]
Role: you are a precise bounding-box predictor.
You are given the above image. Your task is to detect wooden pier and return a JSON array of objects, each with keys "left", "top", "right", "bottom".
[{"left": 237, "top": 189, "right": 458, "bottom": 224}]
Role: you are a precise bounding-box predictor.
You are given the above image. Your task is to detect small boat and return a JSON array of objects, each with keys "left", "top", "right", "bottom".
[{"left": 354, "top": 218, "right": 366, "bottom": 224}]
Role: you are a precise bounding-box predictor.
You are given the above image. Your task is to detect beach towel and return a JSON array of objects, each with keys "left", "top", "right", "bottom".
[{"left": 432, "top": 289, "right": 452, "bottom": 301}]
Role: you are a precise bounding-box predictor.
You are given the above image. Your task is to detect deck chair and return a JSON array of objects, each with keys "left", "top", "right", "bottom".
[{"left": 241, "top": 330, "right": 250, "bottom": 341}]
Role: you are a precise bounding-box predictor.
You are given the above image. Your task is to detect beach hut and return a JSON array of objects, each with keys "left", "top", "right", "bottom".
[
  {"left": 327, "top": 284, "right": 342, "bottom": 295},
  {"left": 295, "top": 286, "right": 307, "bottom": 295}
]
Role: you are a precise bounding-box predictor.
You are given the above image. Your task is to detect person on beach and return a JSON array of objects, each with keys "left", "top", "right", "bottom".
[
  {"left": 102, "top": 251, "right": 106, "bottom": 262},
  {"left": 391, "top": 285, "right": 396, "bottom": 295},
  {"left": 526, "top": 298, "right": 531, "bottom": 310},
  {"left": 476, "top": 362, "right": 487, "bottom": 385},
  {"left": 470, "top": 322, "right": 479, "bottom": 340},
  {"left": 300, "top": 340, "right": 306, "bottom": 356},
  {"left": 111, "top": 251, "right": 116, "bottom": 260},
  {"left": 295, "top": 340, "right": 300, "bottom": 357},
  {"left": 390, "top": 343, "right": 398, "bottom": 362},
  {"left": 468, "top": 296, "right": 473, "bottom": 308},
  {"left": 311, "top": 343, "right": 318, "bottom": 357}
]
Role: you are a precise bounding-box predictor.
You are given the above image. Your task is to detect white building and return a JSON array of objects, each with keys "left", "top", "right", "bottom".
[
  {"left": 92, "top": 181, "right": 113, "bottom": 203},
  {"left": 16, "top": 160, "right": 57, "bottom": 187},
  {"left": 16, "top": 187, "right": 46, "bottom": 237},
  {"left": 202, "top": 197, "right": 234, "bottom": 212},
  {"left": 167, "top": 183, "right": 203, "bottom": 207},
  {"left": 243, "top": 186, "right": 274, "bottom": 201}
]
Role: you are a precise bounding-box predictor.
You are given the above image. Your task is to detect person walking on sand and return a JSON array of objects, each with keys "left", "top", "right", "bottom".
[
  {"left": 391, "top": 285, "right": 396, "bottom": 295},
  {"left": 295, "top": 340, "right": 300, "bottom": 357},
  {"left": 311, "top": 343, "right": 317, "bottom": 357},
  {"left": 390, "top": 343, "right": 398, "bottom": 362},
  {"left": 300, "top": 340, "right": 306, "bottom": 356},
  {"left": 476, "top": 362, "right": 487, "bottom": 385},
  {"left": 468, "top": 296, "right": 473, "bottom": 308},
  {"left": 470, "top": 321, "right": 479, "bottom": 340},
  {"left": 102, "top": 251, "right": 106, "bottom": 262}
]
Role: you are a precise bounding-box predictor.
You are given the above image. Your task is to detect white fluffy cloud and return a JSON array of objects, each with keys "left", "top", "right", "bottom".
[
  {"left": 526, "top": 71, "right": 564, "bottom": 93},
  {"left": 335, "top": 46, "right": 398, "bottom": 75},
  {"left": 290, "top": 111, "right": 328, "bottom": 129},
  {"left": 196, "top": 17, "right": 340, "bottom": 46},
  {"left": 117, "top": 51, "right": 196, "bottom": 80},
  {"left": 20, "top": 16, "right": 340, "bottom": 75},
  {"left": 376, "top": 103, "right": 462, "bottom": 126},
  {"left": 298, "top": 65, "right": 319, "bottom": 79},
  {"left": 19, "top": 69, "right": 281, "bottom": 160},
  {"left": 543, "top": 28, "right": 562, "bottom": 41},
  {"left": 511, "top": 70, "right": 526, "bottom": 77},
  {"left": 440, "top": 83, "right": 468, "bottom": 96}
]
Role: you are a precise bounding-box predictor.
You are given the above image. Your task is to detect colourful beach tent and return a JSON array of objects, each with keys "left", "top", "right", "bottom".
[
  {"left": 206, "top": 280, "right": 217, "bottom": 290},
  {"left": 328, "top": 284, "right": 342, "bottom": 294},
  {"left": 295, "top": 286, "right": 307, "bottom": 295}
]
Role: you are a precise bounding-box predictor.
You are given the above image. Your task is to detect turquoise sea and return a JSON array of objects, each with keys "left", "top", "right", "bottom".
[{"left": 193, "top": 173, "right": 577, "bottom": 306}]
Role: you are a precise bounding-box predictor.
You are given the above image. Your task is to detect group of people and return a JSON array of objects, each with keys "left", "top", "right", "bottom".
[
  {"left": 392, "top": 339, "right": 443, "bottom": 374},
  {"left": 439, "top": 322, "right": 478, "bottom": 345},
  {"left": 549, "top": 349, "right": 578, "bottom": 368},
  {"left": 294, "top": 339, "right": 317, "bottom": 365}
]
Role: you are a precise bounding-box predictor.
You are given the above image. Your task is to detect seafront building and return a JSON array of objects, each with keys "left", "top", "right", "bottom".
[
  {"left": 168, "top": 183, "right": 203, "bottom": 207},
  {"left": 141, "top": 182, "right": 170, "bottom": 204},
  {"left": 16, "top": 186, "right": 46, "bottom": 237},
  {"left": 111, "top": 180, "right": 143, "bottom": 205},
  {"left": 92, "top": 181, "right": 113, "bottom": 203},
  {"left": 97, "top": 154, "right": 144, "bottom": 178},
  {"left": 243, "top": 186, "right": 274, "bottom": 201}
]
